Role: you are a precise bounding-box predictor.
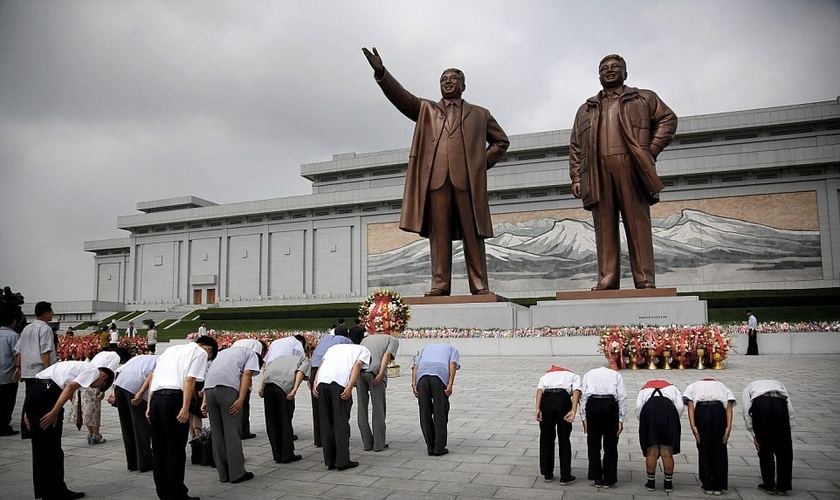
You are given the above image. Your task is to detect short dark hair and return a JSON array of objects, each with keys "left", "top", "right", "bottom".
[
  {"left": 746, "top": 309, "right": 753, "bottom": 314},
  {"left": 34, "top": 301, "right": 52, "bottom": 317},
  {"left": 294, "top": 334, "right": 306, "bottom": 348},
  {"left": 354, "top": 318, "right": 362, "bottom": 325},
  {"left": 338, "top": 318, "right": 345, "bottom": 325},
  {"left": 0, "top": 307, "right": 17, "bottom": 327},
  {"left": 599, "top": 54, "right": 626, "bottom": 71},
  {"left": 196, "top": 335, "right": 219, "bottom": 360},
  {"left": 441, "top": 67, "right": 465, "bottom": 85},
  {"left": 99, "top": 368, "right": 116, "bottom": 391}
]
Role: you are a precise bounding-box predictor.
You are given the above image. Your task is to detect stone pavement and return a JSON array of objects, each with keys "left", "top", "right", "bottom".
[{"left": 1, "top": 349, "right": 839, "bottom": 500}]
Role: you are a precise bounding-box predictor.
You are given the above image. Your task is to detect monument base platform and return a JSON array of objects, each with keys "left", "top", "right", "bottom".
[
  {"left": 405, "top": 292, "right": 507, "bottom": 305},
  {"left": 408, "top": 299, "right": 528, "bottom": 330},
  {"left": 556, "top": 288, "right": 677, "bottom": 300},
  {"left": 532, "top": 295, "right": 707, "bottom": 327}
]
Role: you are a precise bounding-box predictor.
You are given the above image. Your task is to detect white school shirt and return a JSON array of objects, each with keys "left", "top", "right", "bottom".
[
  {"left": 742, "top": 379, "right": 795, "bottom": 437},
  {"left": 682, "top": 379, "right": 736, "bottom": 408},
  {"left": 36, "top": 361, "right": 100, "bottom": 389},
  {"left": 264, "top": 336, "right": 305, "bottom": 364},
  {"left": 316, "top": 344, "right": 371, "bottom": 388},
  {"left": 150, "top": 342, "right": 209, "bottom": 392},
  {"left": 537, "top": 370, "right": 581, "bottom": 395},
  {"left": 635, "top": 383, "right": 684, "bottom": 420},
  {"left": 579, "top": 367, "right": 628, "bottom": 423}
]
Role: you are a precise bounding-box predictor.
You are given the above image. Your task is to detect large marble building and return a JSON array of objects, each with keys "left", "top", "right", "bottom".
[{"left": 85, "top": 99, "right": 840, "bottom": 309}]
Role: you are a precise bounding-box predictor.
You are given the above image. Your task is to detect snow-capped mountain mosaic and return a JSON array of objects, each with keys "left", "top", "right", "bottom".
[{"left": 367, "top": 209, "right": 821, "bottom": 294}]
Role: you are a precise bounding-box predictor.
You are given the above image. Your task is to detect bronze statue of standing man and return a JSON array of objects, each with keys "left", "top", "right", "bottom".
[
  {"left": 363, "top": 47, "right": 510, "bottom": 296},
  {"left": 570, "top": 55, "right": 677, "bottom": 290}
]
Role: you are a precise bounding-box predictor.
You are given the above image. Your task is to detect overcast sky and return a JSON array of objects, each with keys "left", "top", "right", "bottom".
[{"left": 1, "top": 0, "right": 839, "bottom": 303}]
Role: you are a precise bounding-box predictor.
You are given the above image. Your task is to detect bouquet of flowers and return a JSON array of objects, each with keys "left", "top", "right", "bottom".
[{"left": 359, "top": 289, "right": 411, "bottom": 337}]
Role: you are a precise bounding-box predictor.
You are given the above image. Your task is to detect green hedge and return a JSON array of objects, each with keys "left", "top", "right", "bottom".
[{"left": 199, "top": 302, "right": 361, "bottom": 321}]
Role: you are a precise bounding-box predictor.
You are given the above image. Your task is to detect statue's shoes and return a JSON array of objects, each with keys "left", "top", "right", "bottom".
[
  {"left": 635, "top": 281, "right": 656, "bottom": 289},
  {"left": 424, "top": 288, "right": 450, "bottom": 297},
  {"left": 591, "top": 283, "right": 618, "bottom": 291}
]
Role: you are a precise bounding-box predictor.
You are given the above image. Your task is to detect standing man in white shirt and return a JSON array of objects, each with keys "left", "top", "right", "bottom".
[
  {"left": 412, "top": 344, "right": 460, "bottom": 456},
  {"left": 14, "top": 300, "right": 56, "bottom": 439},
  {"left": 535, "top": 365, "right": 581, "bottom": 484},
  {"left": 743, "top": 380, "right": 794, "bottom": 496},
  {"left": 203, "top": 341, "right": 264, "bottom": 484},
  {"left": 197, "top": 322, "right": 208, "bottom": 338},
  {"left": 125, "top": 321, "right": 138, "bottom": 338},
  {"left": 146, "top": 336, "right": 218, "bottom": 500},
  {"left": 579, "top": 366, "right": 627, "bottom": 488},
  {"left": 312, "top": 343, "right": 371, "bottom": 471},
  {"left": 358, "top": 331, "right": 399, "bottom": 452},
  {"left": 746, "top": 310, "right": 759, "bottom": 355},
  {"left": 25, "top": 358, "right": 116, "bottom": 500}
]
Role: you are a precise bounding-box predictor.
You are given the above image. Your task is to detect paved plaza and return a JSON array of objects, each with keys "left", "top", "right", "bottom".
[{"left": 1, "top": 348, "right": 839, "bottom": 500}]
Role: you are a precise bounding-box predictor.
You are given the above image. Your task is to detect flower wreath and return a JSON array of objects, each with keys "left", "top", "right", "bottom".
[{"left": 359, "top": 289, "right": 411, "bottom": 337}]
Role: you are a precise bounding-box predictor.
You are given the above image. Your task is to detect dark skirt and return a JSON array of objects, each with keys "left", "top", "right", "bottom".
[{"left": 638, "top": 396, "right": 681, "bottom": 454}]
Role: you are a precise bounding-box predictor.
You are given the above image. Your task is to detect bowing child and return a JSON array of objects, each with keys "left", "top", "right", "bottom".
[
  {"left": 535, "top": 365, "right": 581, "bottom": 484},
  {"left": 683, "top": 377, "right": 736, "bottom": 496},
  {"left": 636, "top": 379, "right": 684, "bottom": 492}
]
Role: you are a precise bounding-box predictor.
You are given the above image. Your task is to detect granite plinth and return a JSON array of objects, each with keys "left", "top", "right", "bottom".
[
  {"left": 556, "top": 287, "right": 677, "bottom": 300},
  {"left": 404, "top": 292, "right": 507, "bottom": 305},
  {"left": 408, "top": 300, "right": 527, "bottom": 329},
  {"left": 532, "top": 295, "right": 708, "bottom": 327}
]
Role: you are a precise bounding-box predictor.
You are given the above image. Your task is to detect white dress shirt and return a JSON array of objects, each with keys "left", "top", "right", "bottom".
[
  {"left": 36, "top": 361, "right": 100, "bottom": 389},
  {"left": 316, "top": 344, "right": 371, "bottom": 388},
  {"left": 683, "top": 378, "right": 736, "bottom": 408},
  {"left": 150, "top": 342, "right": 209, "bottom": 392},
  {"left": 742, "top": 379, "right": 795, "bottom": 437},
  {"left": 580, "top": 367, "right": 628, "bottom": 422},
  {"left": 264, "top": 336, "right": 305, "bottom": 364},
  {"left": 537, "top": 370, "right": 581, "bottom": 395}
]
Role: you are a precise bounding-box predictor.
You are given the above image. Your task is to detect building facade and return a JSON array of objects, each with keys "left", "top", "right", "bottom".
[{"left": 85, "top": 99, "right": 840, "bottom": 308}]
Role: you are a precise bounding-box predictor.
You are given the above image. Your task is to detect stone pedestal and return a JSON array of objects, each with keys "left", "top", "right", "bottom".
[
  {"left": 532, "top": 292, "right": 707, "bottom": 327},
  {"left": 405, "top": 294, "right": 527, "bottom": 329}
]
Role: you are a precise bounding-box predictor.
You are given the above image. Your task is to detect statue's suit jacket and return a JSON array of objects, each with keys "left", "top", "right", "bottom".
[{"left": 375, "top": 69, "right": 509, "bottom": 239}]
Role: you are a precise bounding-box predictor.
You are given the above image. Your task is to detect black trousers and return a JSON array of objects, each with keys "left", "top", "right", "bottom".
[
  {"left": 149, "top": 390, "right": 191, "bottom": 500},
  {"left": 317, "top": 382, "right": 353, "bottom": 468},
  {"left": 746, "top": 330, "right": 759, "bottom": 355},
  {"left": 695, "top": 402, "right": 729, "bottom": 491},
  {"left": 21, "top": 378, "right": 35, "bottom": 439},
  {"left": 0, "top": 381, "right": 18, "bottom": 434},
  {"left": 115, "top": 386, "right": 153, "bottom": 472},
  {"left": 240, "top": 389, "right": 252, "bottom": 437},
  {"left": 310, "top": 367, "right": 321, "bottom": 447},
  {"left": 24, "top": 379, "right": 70, "bottom": 500},
  {"left": 539, "top": 390, "right": 573, "bottom": 479},
  {"left": 417, "top": 375, "right": 450, "bottom": 454},
  {"left": 752, "top": 396, "right": 793, "bottom": 492},
  {"left": 264, "top": 384, "right": 297, "bottom": 462},
  {"left": 584, "top": 397, "right": 619, "bottom": 485}
]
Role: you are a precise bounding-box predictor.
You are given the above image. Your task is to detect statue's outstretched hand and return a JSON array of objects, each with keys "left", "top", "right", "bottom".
[{"left": 362, "top": 47, "right": 384, "bottom": 76}]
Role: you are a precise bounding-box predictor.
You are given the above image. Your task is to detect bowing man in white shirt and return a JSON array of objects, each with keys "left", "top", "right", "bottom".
[
  {"left": 25, "top": 359, "right": 116, "bottom": 500},
  {"left": 312, "top": 343, "right": 371, "bottom": 471},
  {"left": 147, "top": 336, "right": 218, "bottom": 500}
]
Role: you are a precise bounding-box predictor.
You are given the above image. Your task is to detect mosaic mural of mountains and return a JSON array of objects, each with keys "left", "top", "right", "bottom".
[{"left": 367, "top": 209, "right": 821, "bottom": 289}]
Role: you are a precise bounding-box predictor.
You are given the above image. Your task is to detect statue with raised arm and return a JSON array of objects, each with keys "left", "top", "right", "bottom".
[
  {"left": 362, "top": 47, "right": 510, "bottom": 296},
  {"left": 569, "top": 54, "right": 677, "bottom": 290}
]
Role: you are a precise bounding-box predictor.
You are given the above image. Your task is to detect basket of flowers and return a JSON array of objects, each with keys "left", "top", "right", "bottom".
[{"left": 359, "top": 289, "right": 411, "bottom": 337}]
